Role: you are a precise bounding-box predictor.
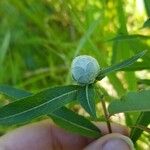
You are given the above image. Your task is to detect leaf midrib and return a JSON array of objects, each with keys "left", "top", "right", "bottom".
[
  {"left": 85, "top": 85, "right": 93, "bottom": 115},
  {"left": 51, "top": 114, "right": 99, "bottom": 133},
  {"left": 0, "top": 90, "right": 77, "bottom": 120},
  {"left": 100, "top": 50, "right": 146, "bottom": 76}
]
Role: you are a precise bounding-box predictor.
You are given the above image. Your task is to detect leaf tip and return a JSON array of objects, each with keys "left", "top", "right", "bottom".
[{"left": 140, "top": 50, "right": 148, "bottom": 56}]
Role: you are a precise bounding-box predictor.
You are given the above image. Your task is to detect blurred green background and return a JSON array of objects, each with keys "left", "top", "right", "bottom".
[{"left": 0, "top": 0, "right": 150, "bottom": 149}]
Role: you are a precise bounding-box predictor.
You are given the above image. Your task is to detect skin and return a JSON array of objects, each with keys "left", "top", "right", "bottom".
[{"left": 0, "top": 120, "right": 131, "bottom": 150}]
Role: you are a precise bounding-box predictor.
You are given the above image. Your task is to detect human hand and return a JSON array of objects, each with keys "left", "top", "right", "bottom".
[{"left": 0, "top": 120, "right": 134, "bottom": 150}]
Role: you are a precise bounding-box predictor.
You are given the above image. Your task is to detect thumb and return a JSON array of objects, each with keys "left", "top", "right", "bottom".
[{"left": 84, "top": 133, "right": 135, "bottom": 150}]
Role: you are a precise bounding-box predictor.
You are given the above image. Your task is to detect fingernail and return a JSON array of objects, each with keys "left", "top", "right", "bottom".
[{"left": 102, "top": 136, "right": 135, "bottom": 150}]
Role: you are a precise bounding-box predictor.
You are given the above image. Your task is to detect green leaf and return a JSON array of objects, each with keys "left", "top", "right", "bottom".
[
  {"left": 0, "top": 32, "right": 10, "bottom": 67},
  {"left": 138, "top": 79, "right": 150, "bottom": 85},
  {"left": 74, "top": 16, "right": 101, "bottom": 56},
  {"left": 144, "top": 0, "right": 150, "bottom": 17},
  {"left": 0, "top": 85, "right": 31, "bottom": 101},
  {"left": 108, "top": 90, "right": 150, "bottom": 115},
  {"left": 0, "top": 85, "right": 101, "bottom": 138},
  {"left": 120, "top": 62, "right": 150, "bottom": 71},
  {"left": 50, "top": 107, "right": 101, "bottom": 138},
  {"left": 77, "top": 85, "right": 96, "bottom": 118},
  {"left": 108, "top": 74, "right": 125, "bottom": 96},
  {"left": 132, "top": 125, "right": 150, "bottom": 134},
  {"left": 97, "top": 50, "right": 147, "bottom": 80},
  {"left": 130, "top": 112, "right": 150, "bottom": 143},
  {"left": 143, "top": 18, "right": 150, "bottom": 28},
  {"left": 107, "top": 34, "right": 150, "bottom": 42},
  {"left": 0, "top": 85, "right": 78, "bottom": 125}
]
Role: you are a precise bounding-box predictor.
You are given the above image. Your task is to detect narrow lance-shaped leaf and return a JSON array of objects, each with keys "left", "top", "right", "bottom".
[
  {"left": 0, "top": 85, "right": 101, "bottom": 138},
  {"left": 74, "top": 16, "right": 101, "bottom": 56},
  {"left": 131, "top": 125, "right": 150, "bottom": 134},
  {"left": 106, "top": 35, "right": 150, "bottom": 42},
  {"left": 120, "top": 62, "right": 150, "bottom": 71},
  {"left": 0, "top": 85, "right": 31, "bottom": 101},
  {"left": 144, "top": 0, "right": 150, "bottom": 16},
  {"left": 97, "top": 50, "right": 147, "bottom": 80},
  {"left": 130, "top": 111, "right": 150, "bottom": 143},
  {"left": 108, "top": 90, "right": 150, "bottom": 115},
  {"left": 138, "top": 79, "right": 150, "bottom": 85},
  {"left": 143, "top": 18, "right": 150, "bottom": 28},
  {"left": 49, "top": 107, "right": 101, "bottom": 138},
  {"left": 77, "top": 85, "right": 96, "bottom": 118},
  {"left": 0, "top": 85, "right": 78, "bottom": 125}
]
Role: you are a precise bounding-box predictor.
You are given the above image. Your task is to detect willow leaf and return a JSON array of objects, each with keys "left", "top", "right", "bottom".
[
  {"left": 97, "top": 50, "right": 147, "bottom": 80},
  {"left": 0, "top": 85, "right": 31, "bottom": 101},
  {"left": 0, "top": 85, "right": 101, "bottom": 138},
  {"left": 108, "top": 90, "right": 150, "bottom": 115},
  {"left": 50, "top": 107, "right": 101, "bottom": 138},
  {"left": 0, "top": 85, "right": 78, "bottom": 125},
  {"left": 77, "top": 85, "right": 96, "bottom": 118}
]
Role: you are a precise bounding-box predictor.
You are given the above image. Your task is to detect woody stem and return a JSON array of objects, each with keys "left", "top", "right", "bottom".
[{"left": 101, "top": 98, "right": 112, "bottom": 133}]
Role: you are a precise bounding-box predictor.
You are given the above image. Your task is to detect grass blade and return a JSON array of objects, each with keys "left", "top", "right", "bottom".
[
  {"left": 144, "top": 0, "right": 150, "bottom": 16},
  {"left": 0, "top": 32, "right": 10, "bottom": 66},
  {"left": 107, "top": 35, "right": 150, "bottom": 42},
  {"left": 130, "top": 112, "right": 150, "bottom": 143},
  {"left": 74, "top": 17, "right": 101, "bottom": 56},
  {"left": 143, "top": 18, "right": 150, "bottom": 28},
  {"left": 132, "top": 125, "right": 150, "bottom": 134}
]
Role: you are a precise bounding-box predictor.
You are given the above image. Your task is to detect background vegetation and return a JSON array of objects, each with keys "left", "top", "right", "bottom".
[{"left": 0, "top": 0, "right": 150, "bottom": 149}]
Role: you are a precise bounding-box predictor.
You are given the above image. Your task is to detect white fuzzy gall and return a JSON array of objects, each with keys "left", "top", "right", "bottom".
[{"left": 71, "top": 55, "right": 100, "bottom": 85}]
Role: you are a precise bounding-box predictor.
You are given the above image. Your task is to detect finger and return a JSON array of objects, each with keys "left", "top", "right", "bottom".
[
  {"left": 84, "top": 133, "right": 134, "bottom": 150},
  {"left": 0, "top": 120, "right": 129, "bottom": 150},
  {"left": 0, "top": 120, "right": 92, "bottom": 150}
]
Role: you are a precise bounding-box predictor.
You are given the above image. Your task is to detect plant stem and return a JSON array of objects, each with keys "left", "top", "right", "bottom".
[
  {"left": 95, "top": 83, "right": 112, "bottom": 133},
  {"left": 101, "top": 98, "right": 112, "bottom": 133}
]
